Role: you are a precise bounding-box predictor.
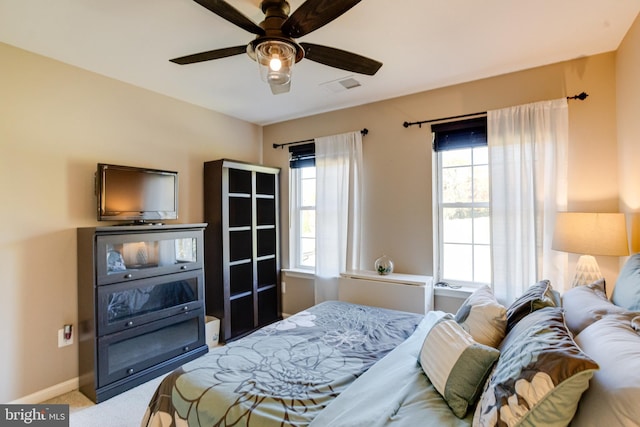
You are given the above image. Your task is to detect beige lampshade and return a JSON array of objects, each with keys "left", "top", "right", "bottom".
[
  {"left": 553, "top": 212, "right": 629, "bottom": 287},
  {"left": 552, "top": 212, "right": 629, "bottom": 256}
]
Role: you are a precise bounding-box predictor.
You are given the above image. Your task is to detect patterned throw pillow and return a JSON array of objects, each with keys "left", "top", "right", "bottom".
[
  {"left": 473, "top": 307, "right": 598, "bottom": 427},
  {"left": 505, "top": 280, "right": 560, "bottom": 332},
  {"left": 420, "top": 315, "right": 500, "bottom": 419},
  {"left": 455, "top": 285, "right": 507, "bottom": 348}
]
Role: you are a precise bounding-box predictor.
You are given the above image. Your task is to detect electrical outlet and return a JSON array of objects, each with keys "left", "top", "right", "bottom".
[
  {"left": 58, "top": 327, "right": 73, "bottom": 347},
  {"left": 282, "top": 281, "right": 286, "bottom": 294}
]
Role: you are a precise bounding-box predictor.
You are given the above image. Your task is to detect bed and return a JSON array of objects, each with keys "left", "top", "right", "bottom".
[
  {"left": 141, "top": 301, "right": 427, "bottom": 426},
  {"left": 142, "top": 261, "right": 640, "bottom": 427}
]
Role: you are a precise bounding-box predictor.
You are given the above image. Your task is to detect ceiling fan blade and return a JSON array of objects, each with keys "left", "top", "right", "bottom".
[
  {"left": 270, "top": 82, "right": 291, "bottom": 95},
  {"left": 300, "top": 42, "right": 382, "bottom": 75},
  {"left": 282, "top": 0, "right": 362, "bottom": 38},
  {"left": 170, "top": 45, "right": 247, "bottom": 64},
  {"left": 193, "top": 0, "right": 264, "bottom": 35}
]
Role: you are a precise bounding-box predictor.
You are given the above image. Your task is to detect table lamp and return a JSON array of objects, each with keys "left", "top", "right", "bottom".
[{"left": 552, "top": 212, "right": 629, "bottom": 287}]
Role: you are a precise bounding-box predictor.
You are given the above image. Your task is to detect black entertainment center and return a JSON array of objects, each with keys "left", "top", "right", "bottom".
[
  {"left": 77, "top": 223, "right": 208, "bottom": 403},
  {"left": 77, "top": 163, "right": 208, "bottom": 402}
]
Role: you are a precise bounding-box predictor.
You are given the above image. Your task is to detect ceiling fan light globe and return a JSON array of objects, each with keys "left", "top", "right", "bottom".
[{"left": 256, "top": 40, "right": 296, "bottom": 86}]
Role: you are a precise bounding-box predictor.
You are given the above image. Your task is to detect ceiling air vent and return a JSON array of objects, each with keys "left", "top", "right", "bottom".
[{"left": 320, "top": 76, "right": 362, "bottom": 93}]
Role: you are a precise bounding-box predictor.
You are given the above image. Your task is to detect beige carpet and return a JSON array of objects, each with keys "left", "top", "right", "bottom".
[{"left": 42, "top": 375, "right": 166, "bottom": 427}]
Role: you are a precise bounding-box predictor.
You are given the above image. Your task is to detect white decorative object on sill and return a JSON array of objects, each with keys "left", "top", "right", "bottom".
[{"left": 375, "top": 255, "right": 394, "bottom": 275}]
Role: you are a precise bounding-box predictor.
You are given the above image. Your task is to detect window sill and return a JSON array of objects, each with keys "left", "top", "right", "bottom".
[
  {"left": 282, "top": 268, "right": 316, "bottom": 280},
  {"left": 433, "top": 285, "right": 475, "bottom": 298}
]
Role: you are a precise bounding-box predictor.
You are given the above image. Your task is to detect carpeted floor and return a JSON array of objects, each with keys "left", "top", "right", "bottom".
[{"left": 41, "top": 375, "right": 166, "bottom": 427}]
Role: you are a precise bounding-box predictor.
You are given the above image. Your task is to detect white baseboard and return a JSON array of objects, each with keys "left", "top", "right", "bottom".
[{"left": 10, "top": 377, "right": 79, "bottom": 404}]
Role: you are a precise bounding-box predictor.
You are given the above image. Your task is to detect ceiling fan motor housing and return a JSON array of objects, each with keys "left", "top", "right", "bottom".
[{"left": 247, "top": 0, "right": 304, "bottom": 63}]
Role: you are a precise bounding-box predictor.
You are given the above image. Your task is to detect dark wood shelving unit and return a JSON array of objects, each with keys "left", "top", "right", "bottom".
[{"left": 204, "top": 159, "right": 281, "bottom": 342}]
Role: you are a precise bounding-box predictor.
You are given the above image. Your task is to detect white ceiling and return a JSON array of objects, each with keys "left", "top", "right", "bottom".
[{"left": 1, "top": 0, "right": 639, "bottom": 126}]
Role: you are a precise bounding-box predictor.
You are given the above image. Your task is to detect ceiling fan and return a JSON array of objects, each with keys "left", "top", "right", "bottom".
[{"left": 170, "top": 0, "right": 383, "bottom": 94}]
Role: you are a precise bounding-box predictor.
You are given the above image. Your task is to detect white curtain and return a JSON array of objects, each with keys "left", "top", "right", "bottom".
[
  {"left": 488, "top": 98, "right": 568, "bottom": 304},
  {"left": 314, "top": 131, "right": 363, "bottom": 303}
]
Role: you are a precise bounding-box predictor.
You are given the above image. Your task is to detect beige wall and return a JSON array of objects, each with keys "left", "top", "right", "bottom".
[
  {"left": 617, "top": 14, "right": 640, "bottom": 252},
  {"left": 264, "top": 53, "right": 621, "bottom": 310},
  {"left": 0, "top": 42, "right": 262, "bottom": 403}
]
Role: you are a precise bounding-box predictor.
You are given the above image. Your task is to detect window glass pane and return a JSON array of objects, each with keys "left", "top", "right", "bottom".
[
  {"left": 473, "top": 146, "right": 488, "bottom": 164},
  {"left": 474, "top": 245, "right": 491, "bottom": 283},
  {"left": 443, "top": 208, "right": 472, "bottom": 244},
  {"left": 473, "top": 208, "right": 491, "bottom": 244},
  {"left": 301, "top": 167, "right": 315, "bottom": 179},
  {"left": 300, "top": 237, "right": 315, "bottom": 267},
  {"left": 300, "top": 210, "right": 315, "bottom": 238},
  {"left": 301, "top": 178, "right": 315, "bottom": 206},
  {"left": 443, "top": 244, "right": 472, "bottom": 281},
  {"left": 442, "top": 149, "right": 471, "bottom": 167},
  {"left": 443, "top": 166, "right": 472, "bottom": 203},
  {"left": 473, "top": 165, "right": 489, "bottom": 202}
]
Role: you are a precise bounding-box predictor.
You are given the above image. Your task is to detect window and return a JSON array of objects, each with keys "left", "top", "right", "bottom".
[
  {"left": 433, "top": 118, "right": 491, "bottom": 287},
  {"left": 289, "top": 142, "right": 316, "bottom": 270},
  {"left": 291, "top": 166, "right": 316, "bottom": 269}
]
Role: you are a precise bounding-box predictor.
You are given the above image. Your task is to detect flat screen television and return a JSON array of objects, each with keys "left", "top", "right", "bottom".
[{"left": 96, "top": 163, "right": 178, "bottom": 223}]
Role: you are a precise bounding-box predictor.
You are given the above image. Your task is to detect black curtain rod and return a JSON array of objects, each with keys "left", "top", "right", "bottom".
[
  {"left": 402, "top": 92, "right": 589, "bottom": 129},
  {"left": 273, "top": 128, "right": 369, "bottom": 149},
  {"left": 403, "top": 112, "right": 487, "bottom": 129}
]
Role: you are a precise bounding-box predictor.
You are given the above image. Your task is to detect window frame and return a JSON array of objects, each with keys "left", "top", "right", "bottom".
[
  {"left": 432, "top": 118, "right": 491, "bottom": 288},
  {"left": 289, "top": 166, "right": 316, "bottom": 271}
]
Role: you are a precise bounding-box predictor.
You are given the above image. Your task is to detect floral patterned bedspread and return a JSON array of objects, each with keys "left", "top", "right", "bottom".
[{"left": 141, "top": 301, "right": 423, "bottom": 427}]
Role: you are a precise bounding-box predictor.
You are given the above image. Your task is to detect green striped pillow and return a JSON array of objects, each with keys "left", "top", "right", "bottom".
[{"left": 419, "top": 315, "right": 500, "bottom": 418}]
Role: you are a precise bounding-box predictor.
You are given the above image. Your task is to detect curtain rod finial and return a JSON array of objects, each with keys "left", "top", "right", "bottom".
[{"left": 568, "top": 92, "right": 588, "bottom": 100}]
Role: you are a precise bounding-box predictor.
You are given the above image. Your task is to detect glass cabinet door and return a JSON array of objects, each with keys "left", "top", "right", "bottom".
[
  {"left": 96, "top": 230, "right": 203, "bottom": 285},
  {"left": 97, "top": 310, "right": 204, "bottom": 387},
  {"left": 97, "top": 270, "right": 204, "bottom": 335}
]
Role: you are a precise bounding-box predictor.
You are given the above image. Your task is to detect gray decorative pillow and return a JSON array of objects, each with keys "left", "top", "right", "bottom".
[
  {"left": 420, "top": 315, "right": 500, "bottom": 419},
  {"left": 474, "top": 307, "right": 598, "bottom": 427},
  {"left": 612, "top": 253, "right": 640, "bottom": 310},
  {"left": 571, "top": 313, "right": 640, "bottom": 426},
  {"left": 505, "top": 280, "right": 560, "bottom": 332},
  {"left": 562, "top": 279, "right": 628, "bottom": 335},
  {"left": 455, "top": 285, "right": 507, "bottom": 348}
]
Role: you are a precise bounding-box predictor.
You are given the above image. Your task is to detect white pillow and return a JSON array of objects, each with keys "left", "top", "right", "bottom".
[
  {"left": 455, "top": 285, "right": 507, "bottom": 348},
  {"left": 419, "top": 315, "right": 500, "bottom": 418}
]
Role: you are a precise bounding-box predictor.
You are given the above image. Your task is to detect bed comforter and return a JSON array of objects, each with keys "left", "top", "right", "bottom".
[
  {"left": 309, "top": 310, "right": 472, "bottom": 427},
  {"left": 141, "top": 301, "right": 423, "bottom": 427}
]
